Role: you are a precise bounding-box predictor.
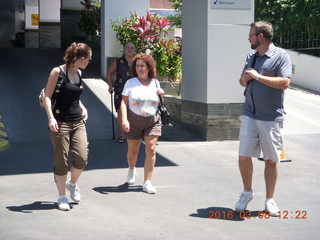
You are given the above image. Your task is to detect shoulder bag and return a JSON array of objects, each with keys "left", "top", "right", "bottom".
[{"left": 155, "top": 80, "right": 170, "bottom": 125}]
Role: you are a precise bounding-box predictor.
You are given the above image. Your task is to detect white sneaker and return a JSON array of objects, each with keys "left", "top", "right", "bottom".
[
  {"left": 143, "top": 180, "right": 156, "bottom": 194},
  {"left": 265, "top": 199, "right": 280, "bottom": 216},
  {"left": 235, "top": 190, "right": 254, "bottom": 212},
  {"left": 58, "top": 195, "right": 70, "bottom": 211},
  {"left": 127, "top": 168, "right": 137, "bottom": 185},
  {"left": 66, "top": 180, "right": 81, "bottom": 202}
]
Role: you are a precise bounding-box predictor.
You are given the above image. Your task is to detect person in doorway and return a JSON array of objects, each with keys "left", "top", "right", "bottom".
[
  {"left": 235, "top": 21, "right": 292, "bottom": 216},
  {"left": 43, "top": 42, "right": 91, "bottom": 211},
  {"left": 106, "top": 42, "right": 136, "bottom": 143},
  {"left": 120, "top": 53, "right": 164, "bottom": 194}
]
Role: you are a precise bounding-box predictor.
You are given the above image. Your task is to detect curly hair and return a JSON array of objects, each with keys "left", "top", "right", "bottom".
[
  {"left": 63, "top": 42, "right": 92, "bottom": 67},
  {"left": 131, "top": 53, "right": 157, "bottom": 79}
]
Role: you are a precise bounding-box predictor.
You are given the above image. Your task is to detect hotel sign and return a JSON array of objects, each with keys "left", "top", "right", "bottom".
[{"left": 211, "top": 0, "right": 251, "bottom": 10}]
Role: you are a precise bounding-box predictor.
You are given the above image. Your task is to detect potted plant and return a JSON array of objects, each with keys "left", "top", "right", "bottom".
[
  {"left": 79, "top": 0, "right": 101, "bottom": 40},
  {"left": 111, "top": 12, "right": 182, "bottom": 95}
]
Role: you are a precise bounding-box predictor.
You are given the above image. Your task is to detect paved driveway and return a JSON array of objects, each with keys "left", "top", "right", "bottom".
[{"left": 0, "top": 48, "right": 319, "bottom": 240}]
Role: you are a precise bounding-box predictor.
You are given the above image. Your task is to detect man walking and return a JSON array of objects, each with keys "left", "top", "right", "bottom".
[{"left": 235, "top": 21, "right": 292, "bottom": 216}]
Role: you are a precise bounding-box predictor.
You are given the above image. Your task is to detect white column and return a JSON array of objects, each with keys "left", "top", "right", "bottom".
[
  {"left": 180, "top": 0, "right": 254, "bottom": 140},
  {"left": 39, "top": 0, "right": 60, "bottom": 21},
  {"left": 182, "top": 0, "right": 254, "bottom": 103},
  {"left": 25, "top": 0, "right": 38, "bottom": 30},
  {"left": 101, "top": 0, "right": 150, "bottom": 78}
]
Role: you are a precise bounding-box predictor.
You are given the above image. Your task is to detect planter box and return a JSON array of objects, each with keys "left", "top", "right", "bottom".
[
  {"left": 163, "top": 93, "right": 243, "bottom": 141},
  {"left": 159, "top": 81, "right": 181, "bottom": 96}
]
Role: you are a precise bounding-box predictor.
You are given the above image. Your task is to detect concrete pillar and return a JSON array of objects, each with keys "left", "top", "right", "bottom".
[
  {"left": 181, "top": 0, "right": 254, "bottom": 140},
  {"left": 24, "top": 0, "right": 39, "bottom": 48},
  {"left": 101, "top": 0, "right": 149, "bottom": 78},
  {"left": 39, "top": 0, "right": 60, "bottom": 48}
]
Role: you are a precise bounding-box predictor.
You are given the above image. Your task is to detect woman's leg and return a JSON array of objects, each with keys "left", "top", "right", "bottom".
[
  {"left": 70, "top": 167, "right": 83, "bottom": 184},
  {"left": 50, "top": 122, "right": 70, "bottom": 196},
  {"left": 117, "top": 110, "right": 123, "bottom": 137},
  {"left": 127, "top": 139, "right": 142, "bottom": 169},
  {"left": 143, "top": 135, "right": 158, "bottom": 180},
  {"left": 66, "top": 121, "right": 88, "bottom": 201},
  {"left": 55, "top": 174, "right": 68, "bottom": 196},
  {"left": 70, "top": 120, "right": 88, "bottom": 183}
]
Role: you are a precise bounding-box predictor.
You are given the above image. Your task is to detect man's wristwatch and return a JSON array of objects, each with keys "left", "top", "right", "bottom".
[{"left": 255, "top": 74, "right": 261, "bottom": 81}]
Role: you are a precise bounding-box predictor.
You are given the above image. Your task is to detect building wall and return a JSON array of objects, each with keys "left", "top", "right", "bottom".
[
  {"left": 101, "top": 0, "right": 149, "bottom": 78},
  {"left": 25, "top": 0, "right": 38, "bottom": 30},
  {"left": 287, "top": 50, "right": 320, "bottom": 93},
  {"left": 60, "top": 9, "right": 85, "bottom": 49},
  {"left": 39, "top": 22, "right": 60, "bottom": 48},
  {"left": 25, "top": 29, "right": 38, "bottom": 48},
  {"left": 39, "top": 0, "right": 60, "bottom": 21},
  {"left": 150, "top": 0, "right": 173, "bottom": 9},
  {"left": 179, "top": 0, "right": 254, "bottom": 140}
]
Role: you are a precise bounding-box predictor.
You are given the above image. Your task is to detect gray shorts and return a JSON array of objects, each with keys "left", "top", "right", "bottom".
[
  {"left": 123, "top": 108, "right": 162, "bottom": 140},
  {"left": 239, "top": 115, "right": 283, "bottom": 162}
]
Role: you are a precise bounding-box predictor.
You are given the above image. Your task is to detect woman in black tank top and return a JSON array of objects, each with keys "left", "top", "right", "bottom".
[{"left": 43, "top": 42, "right": 92, "bottom": 211}]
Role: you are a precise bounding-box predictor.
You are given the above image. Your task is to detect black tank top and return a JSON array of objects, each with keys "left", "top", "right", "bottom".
[{"left": 53, "top": 67, "right": 84, "bottom": 122}]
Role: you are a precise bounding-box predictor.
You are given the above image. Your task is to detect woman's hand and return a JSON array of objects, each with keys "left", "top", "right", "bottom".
[
  {"left": 79, "top": 101, "right": 88, "bottom": 120},
  {"left": 122, "top": 119, "right": 130, "bottom": 133},
  {"left": 81, "top": 107, "right": 88, "bottom": 120},
  {"left": 157, "top": 88, "right": 165, "bottom": 96},
  {"left": 48, "top": 118, "right": 59, "bottom": 132},
  {"left": 108, "top": 86, "right": 114, "bottom": 94}
]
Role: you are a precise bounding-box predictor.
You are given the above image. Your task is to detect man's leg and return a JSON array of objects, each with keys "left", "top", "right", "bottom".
[
  {"left": 235, "top": 155, "right": 254, "bottom": 211},
  {"left": 264, "top": 159, "right": 280, "bottom": 216},
  {"left": 264, "top": 160, "right": 278, "bottom": 198},
  {"left": 239, "top": 156, "right": 253, "bottom": 191}
]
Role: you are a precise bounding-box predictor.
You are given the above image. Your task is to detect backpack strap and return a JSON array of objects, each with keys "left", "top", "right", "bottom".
[
  {"left": 251, "top": 52, "right": 258, "bottom": 68},
  {"left": 244, "top": 52, "right": 258, "bottom": 114},
  {"left": 52, "top": 67, "right": 66, "bottom": 98},
  {"left": 76, "top": 69, "right": 82, "bottom": 85}
]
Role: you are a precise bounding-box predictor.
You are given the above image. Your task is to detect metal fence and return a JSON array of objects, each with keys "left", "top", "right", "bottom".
[{"left": 277, "top": 32, "right": 320, "bottom": 50}]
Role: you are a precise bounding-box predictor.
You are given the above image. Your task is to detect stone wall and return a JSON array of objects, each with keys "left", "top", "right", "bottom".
[
  {"left": 164, "top": 95, "right": 242, "bottom": 141},
  {"left": 39, "top": 22, "right": 60, "bottom": 48},
  {"left": 163, "top": 95, "right": 182, "bottom": 124},
  {"left": 24, "top": 29, "right": 39, "bottom": 48}
]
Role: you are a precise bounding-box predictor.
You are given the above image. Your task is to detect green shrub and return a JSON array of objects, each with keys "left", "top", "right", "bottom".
[{"left": 111, "top": 12, "right": 182, "bottom": 82}]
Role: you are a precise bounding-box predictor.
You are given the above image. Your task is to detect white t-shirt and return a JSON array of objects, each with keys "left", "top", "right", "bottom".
[{"left": 122, "top": 77, "right": 160, "bottom": 117}]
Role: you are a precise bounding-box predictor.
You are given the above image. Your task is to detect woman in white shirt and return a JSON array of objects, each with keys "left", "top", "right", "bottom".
[{"left": 120, "top": 53, "right": 164, "bottom": 194}]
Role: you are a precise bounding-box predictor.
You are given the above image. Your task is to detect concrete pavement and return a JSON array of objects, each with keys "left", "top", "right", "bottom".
[{"left": 0, "top": 48, "right": 319, "bottom": 240}]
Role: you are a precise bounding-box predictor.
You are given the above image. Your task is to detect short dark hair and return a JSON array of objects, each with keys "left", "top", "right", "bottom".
[
  {"left": 251, "top": 21, "right": 273, "bottom": 41},
  {"left": 131, "top": 53, "right": 157, "bottom": 79}
]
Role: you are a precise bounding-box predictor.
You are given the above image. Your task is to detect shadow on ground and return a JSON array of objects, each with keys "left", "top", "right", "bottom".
[
  {"left": 0, "top": 48, "right": 193, "bottom": 176},
  {"left": 92, "top": 182, "right": 143, "bottom": 194},
  {"left": 6, "top": 201, "right": 79, "bottom": 213}
]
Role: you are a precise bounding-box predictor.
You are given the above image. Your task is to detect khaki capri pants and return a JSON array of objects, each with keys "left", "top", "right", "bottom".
[{"left": 49, "top": 120, "right": 89, "bottom": 175}]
